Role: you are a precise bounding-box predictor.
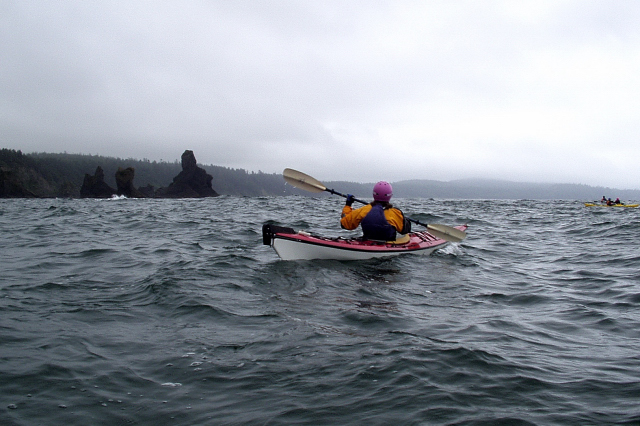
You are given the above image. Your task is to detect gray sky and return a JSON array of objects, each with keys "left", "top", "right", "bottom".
[{"left": 2, "top": 1, "right": 640, "bottom": 189}]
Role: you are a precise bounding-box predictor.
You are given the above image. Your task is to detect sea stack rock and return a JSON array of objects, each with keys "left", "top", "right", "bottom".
[
  {"left": 80, "top": 166, "right": 116, "bottom": 198},
  {"left": 115, "top": 167, "right": 145, "bottom": 198},
  {"left": 156, "top": 150, "right": 219, "bottom": 198}
]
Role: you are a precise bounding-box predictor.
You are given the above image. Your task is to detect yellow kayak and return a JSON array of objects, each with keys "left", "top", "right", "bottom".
[{"left": 584, "top": 203, "right": 639, "bottom": 208}]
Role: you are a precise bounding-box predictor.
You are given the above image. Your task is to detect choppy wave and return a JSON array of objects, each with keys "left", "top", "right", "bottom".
[{"left": 1, "top": 197, "right": 639, "bottom": 424}]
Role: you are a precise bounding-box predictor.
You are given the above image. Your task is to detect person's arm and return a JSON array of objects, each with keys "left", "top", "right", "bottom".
[
  {"left": 341, "top": 205, "right": 358, "bottom": 229},
  {"left": 341, "top": 203, "right": 370, "bottom": 230}
]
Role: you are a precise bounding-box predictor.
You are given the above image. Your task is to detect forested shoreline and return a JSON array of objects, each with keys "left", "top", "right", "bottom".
[
  {"left": 0, "top": 149, "right": 301, "bottom": 198},
  {"left": 2, "top": 148, "right": 639, "bottom": 200}
]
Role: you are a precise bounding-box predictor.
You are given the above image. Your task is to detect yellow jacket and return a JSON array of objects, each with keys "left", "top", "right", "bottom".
[{"left": 341, "top": 203, "right": 410, "bottom": 235}]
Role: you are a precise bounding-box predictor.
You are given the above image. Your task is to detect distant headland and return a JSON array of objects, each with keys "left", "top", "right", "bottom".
[{"left": 1, "top": 148, "right": 639, "bottom": 200}]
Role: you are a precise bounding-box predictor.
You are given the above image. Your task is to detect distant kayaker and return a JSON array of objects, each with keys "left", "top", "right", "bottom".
[
  {"left": 340, "top": 181, "right": 411, "bottom": 241},
  {"left": 615, "top": 198, "right": 623, "bottom": 205},
  {"left": 606, "top": 198, "right": 614, "bottom": 206},
  {"left": 601, "top": 196, "right": 607, "bottom": 203}
]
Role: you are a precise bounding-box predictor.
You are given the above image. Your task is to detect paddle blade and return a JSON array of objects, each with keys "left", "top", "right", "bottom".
[
  {"left": 426, "top": 224, "right": 467, "bottom": 242},
  {"left": 283, "top": 168, "right": 327, "bottom": 193}
]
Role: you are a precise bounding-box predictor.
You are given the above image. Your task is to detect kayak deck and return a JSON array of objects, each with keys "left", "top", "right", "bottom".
[{"left": 262, "top": 223, "right": 468, "bottom": 261}]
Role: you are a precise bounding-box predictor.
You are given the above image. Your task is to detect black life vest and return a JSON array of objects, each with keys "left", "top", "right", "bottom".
[{"left": 361, "top": 204, "right": 397, "bottom": 241}]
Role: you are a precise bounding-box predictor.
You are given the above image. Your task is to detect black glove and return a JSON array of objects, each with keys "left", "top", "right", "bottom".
[{"left": 345, "top": 194, "right": 355, "bottom": 206}]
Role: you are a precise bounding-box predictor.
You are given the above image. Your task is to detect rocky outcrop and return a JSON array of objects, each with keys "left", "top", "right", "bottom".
[
  {"left": 138, "top": 184, "right": 155, "bottom": 198},
  {"left": 115, "top": 167, "right": 145, "bottom": 198},
  {"left": 155, "top": 150, "right": 219, "bottom": 198},
  {"left": 0, "top": 166, "right": 38, "bottom": 197},
  {"left": 2, "top": 148, "right": 221, "bottom": 198},
  {"left": 80, "top": 166, "right": 116, "bottom": 198}
]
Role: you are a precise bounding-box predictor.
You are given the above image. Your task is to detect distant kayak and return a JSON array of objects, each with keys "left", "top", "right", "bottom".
[
  {"left": 584, "top": 203, "right": 639, "bottom": 208},
  {"left": 262, "top": 223, "right": 467, "bottom": 261}
]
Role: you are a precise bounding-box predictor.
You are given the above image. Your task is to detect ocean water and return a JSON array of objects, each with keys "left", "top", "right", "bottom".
[{"left": 1, "top": 196, "right": 639, "bottom": 425}]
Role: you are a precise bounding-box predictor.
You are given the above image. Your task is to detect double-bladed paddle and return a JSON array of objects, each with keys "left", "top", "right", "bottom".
[{"left": 283, "top": 168, "right": 467, "bottom": 242}]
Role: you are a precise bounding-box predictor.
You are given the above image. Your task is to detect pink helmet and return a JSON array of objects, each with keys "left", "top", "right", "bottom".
[{"left": 373, "top": 181, "right": 393, "bottom": 202}]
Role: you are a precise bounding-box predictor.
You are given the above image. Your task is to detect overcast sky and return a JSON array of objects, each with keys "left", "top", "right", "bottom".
[{"left": 2, "top": 1, "right": 640, "bottom": 189}]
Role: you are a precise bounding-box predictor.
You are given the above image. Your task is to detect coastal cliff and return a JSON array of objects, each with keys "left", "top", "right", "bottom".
[{"left": 2, "top": 149, "right": 220, "bottom": 199}]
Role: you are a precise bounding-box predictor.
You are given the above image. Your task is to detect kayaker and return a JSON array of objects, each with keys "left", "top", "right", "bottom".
[
  {"left": 615, "top": 198, "right": 623, "bottom": 205},
  {"left": 606, "top": 198, "right": 614, "bottom": 206},
  {"left": 601, "top": 196, "right": 607, "bottom": 203},
  {"left": 340, "top": 181, "right": 411, "bottom": 241}
]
